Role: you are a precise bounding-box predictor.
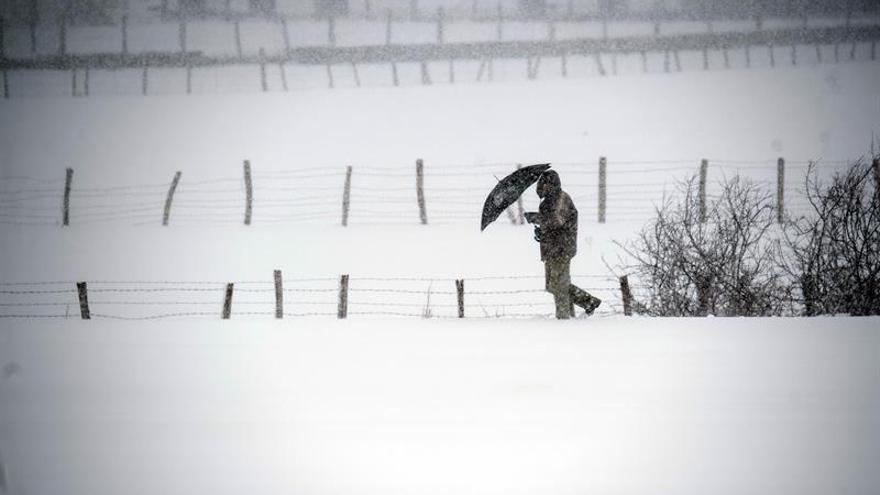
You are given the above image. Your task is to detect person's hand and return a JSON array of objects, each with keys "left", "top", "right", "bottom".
[{"left": 533, "top": 226, "right": 543, "bottom": 242}]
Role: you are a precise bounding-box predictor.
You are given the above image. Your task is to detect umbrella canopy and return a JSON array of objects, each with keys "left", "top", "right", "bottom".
[{"left": 480, "top": 163, "right": 551, "bottom": 231}]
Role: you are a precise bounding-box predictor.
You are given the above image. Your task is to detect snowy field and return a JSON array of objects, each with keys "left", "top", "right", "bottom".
[{"left": 1, "top": 39, "right": 880, "bottom": 494}]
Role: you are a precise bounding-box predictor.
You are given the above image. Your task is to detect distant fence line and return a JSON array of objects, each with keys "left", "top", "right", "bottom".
[
  {"left": 1, "top": 18, "right": 879, "bottom": 98},
  {"left": 0, "top": 272, "right": 633, "bottom": 320},
  {"left": 1, "top": 157, "right": 874, "bottom": 228}
]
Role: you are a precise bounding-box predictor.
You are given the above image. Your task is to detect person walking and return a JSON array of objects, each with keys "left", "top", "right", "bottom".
[{"left": 531, "top": 170, "right": 601, "bottom": 319}]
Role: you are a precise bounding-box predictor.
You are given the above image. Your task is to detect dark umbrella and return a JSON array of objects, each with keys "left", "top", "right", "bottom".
[{"left": 480, "top": 163, "right": 551, "bottom": 231}]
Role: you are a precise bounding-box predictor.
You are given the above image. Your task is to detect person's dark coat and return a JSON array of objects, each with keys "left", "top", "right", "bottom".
[{"left": 537, "top": 171, "right": 578, "bottom": 261}]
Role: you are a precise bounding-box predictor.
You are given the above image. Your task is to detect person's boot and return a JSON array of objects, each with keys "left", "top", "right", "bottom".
[{"left": 569, "top": 285, "right": 602, "bottom": 316}]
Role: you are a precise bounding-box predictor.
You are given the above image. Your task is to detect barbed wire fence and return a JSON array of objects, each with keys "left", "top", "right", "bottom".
[
  {"left": 0, "top": 272, "right": 637, "bottom": 320},
  {"left": 0, "top": 156, "right": 870, "bottom": 227}
]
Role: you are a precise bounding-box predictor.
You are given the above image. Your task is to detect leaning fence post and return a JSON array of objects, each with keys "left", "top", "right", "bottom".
[
  {"left": 777, "top": 157, "right": 785, "bottom": 224},
  {"left": 274, "top": 269, "right": 283, "bottom": 319},
  {"left": 598, "top": 157, "right": 606, "bottom": 224},
  {"left": 455, "top": 279, "right": 465, "bottom": 318},
  {"left": 243, "top": 160, "right": 253, "bottom": 225},
  {"left": 222, "top": 283, "right": 234, "bottom": 319},
  {"left": 342, "top": 165, "right": 352, "bottom": 226},
  {"left": 619, "top": 275, "right": 632, "bottom": 316},
  {"left": 162, "top": 171, "right": 182, "bottom": 226},
  {"left": 76, "top": 282, "right": 90, "bottom": 319},
  {"left": 337, "top": 274, "right": 349, "bottom": 319},
  {"left": 699, "top": 158, "right": 708, "bottom": 223},
  {"left": 63, "top": 167, "right": 73, "bottom": 226},
  {"left": 416, "top": 158, "right": 427, "bottom": 224}
]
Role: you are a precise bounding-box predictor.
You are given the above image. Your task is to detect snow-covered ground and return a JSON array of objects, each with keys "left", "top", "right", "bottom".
[
  {"left": 1, "top": 38, "right": 879, "bottom": 494},
  {"left": 1, "top": 317, "right": 878, "bottom": 494}
]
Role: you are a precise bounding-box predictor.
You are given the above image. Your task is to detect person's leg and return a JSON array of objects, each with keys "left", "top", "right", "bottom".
[{"left": 548, "top": 258, "right": 571, "bottom": 319}]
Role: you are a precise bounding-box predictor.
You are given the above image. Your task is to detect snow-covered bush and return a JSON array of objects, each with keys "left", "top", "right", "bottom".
[
  {"left": 618, "top": 175, "right": 789, "bottom": 316},
  {"left": 779, "top": 158, "right": 880, "bottom": 316}
]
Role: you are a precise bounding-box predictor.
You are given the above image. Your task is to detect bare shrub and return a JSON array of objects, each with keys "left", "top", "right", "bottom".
[
  {"left": 618, "top": 175, "right": 788, "bottom": 316},
  {"left": 779, "top": 158, "right": 880, "bottom": 316}
]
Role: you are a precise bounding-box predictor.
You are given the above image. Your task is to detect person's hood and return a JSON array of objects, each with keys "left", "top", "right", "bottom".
[{"left": 537, "top": 170, "right": 561, "bottom": 199}]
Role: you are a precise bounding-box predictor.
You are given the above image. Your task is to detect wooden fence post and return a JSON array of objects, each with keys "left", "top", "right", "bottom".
[
  {"left": 58, "top": 14, "right": 67, "bottom": 56},
  {"left": 702, "top": 45, "right": 709, "bottom": 70},
  {"left": 791, "top": 42, "right": 797, "bottom": 65},
  {"left": 416, "top": 158, "right": 427, "bottom": 224},
  {"left": 259, "top": 48, "right": 268, "bottom": 91},
  {"left": 162, "top": 171, "right": 181, "bottom": 226},
  {"left": 234, "top": 20, "right": 242, "bottom": 59},
  {"left": 179, "top": 14, "right": 187, "bottom": 53},
  {"left": 673, "top": 49, "right": 681, "bottom": 71},
  {"left": 561, "top": 52, "right": 567, "bottom": 77},
  {"left": 598, "top": 157, "right": 606, "bottom": 223},
  {"left": 279, "top": 62, "right": 289, "bottom": 90},
  {"left": 391, "top": 61, "right": 399, "bottom": 86},
  {"left": 723, "top": 45, "right": 729, "bottom": 68},
  {"left": 420, "top": 61, "right": 432, "bottom": 84},
  {"left": 274, "top": 269, "right": 283, "bottom": 319},
  {"left": 777, "top": 157, "right": 785, "bottom": 224},
  {"left": 640, "top": 50, "right": 647, "bottom": 72},
  {"left": 186, "top": 61, "right": 192, "bottom": 93},
  {"left": 436, "top": 7, "right": 444, "bottom": 44},
  {"left": 745, "top": 43, "right": 751, "bottom": 67},
  {"left": 619, "top": 275, "right": 632, "bottom": 316},
  {"left": 76, "top": 282, "right": 90, "bottom": 319},
  {"left": 768, "top": 44, "right": 775, "bottom": 67},
  {"left": 328, "top": 16, "right": 336, "bottom": 46},
  {"left": 699, "top": 158, "right": 708, "bottom": 223},
  {"left": 337, "top": 274, "right": 349, "bottom": 319},
  {"left": 243, "top": 160, "right": 253, "bottom": 225},
  {"left": 496, "top": 3, "right": 503, "bottom": 41},
  {"left": 121, "top": 14, "right": 128, "bottom": 55},
  {"left": 448, "top": 59, "right": 454, "bottom": 83},
  {"left": 29, "top": 19, "right": 37, "bottom": 54},
  {"left": 352, "top": 62, "right": 360, "bottom": 87},
  {"left": 342, "top": 165, "right": 352, "bottom": 226},
  {"left": 697, "top": 275, "right": 711, "bottom": 316},
  {"left": 71, "top": 68, "right": 77, "bottom": 97},
  {"left": 141, "top": 61, "right": 149, "bottom": 95},
  {"left": 850, "top": 40, "right": 857, "bottom": 61},
  {"left": 0, "top": 16, "right": 6, "bottom": 59},
  {"left": 594, "top": 51, "right": 606, "bottom": 76},
  {"left": 84, "top": 67, "right": 89, "bottom": 96},
  {"left": 280, "top": 15, "right": 291, "bottom": 57},
  {"left": 222, "top": 283, "right": 234, "bottom": 319},
  {"left": 63, "top": 167, "right": 73, "bottom": 226},
  {"left": 663, "top": 48, "right": 670, "bottom": 72},
  {"left": 873, "top": 158, "right": 879, "bottom": 196},
  {"left": 385, "top": 9, "right": 393, "bottom": 45},
  {"left": 455, "top": 279, "right": 465, "bottom": 318},
  {"left": 516, "top": 164, "right": 525, "bottom": 224}
]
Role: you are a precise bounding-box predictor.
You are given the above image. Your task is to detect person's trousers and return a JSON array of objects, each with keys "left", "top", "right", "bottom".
[{"left": 544, "top": 257, "right": 598, "bottom": 319}]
